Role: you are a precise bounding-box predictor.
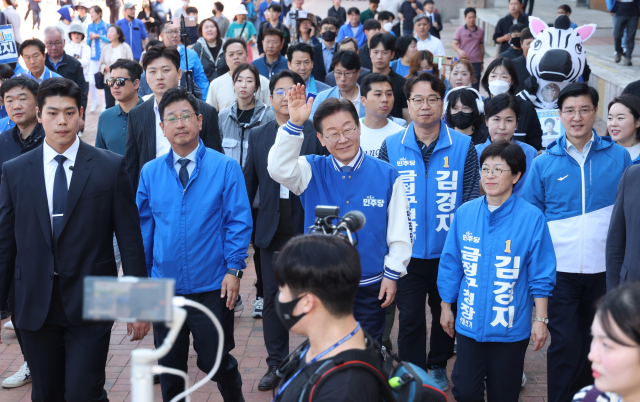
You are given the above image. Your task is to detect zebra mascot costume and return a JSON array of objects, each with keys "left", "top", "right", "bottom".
[{"left": 517, "top": 15, "right": 596, "bottom": 110}]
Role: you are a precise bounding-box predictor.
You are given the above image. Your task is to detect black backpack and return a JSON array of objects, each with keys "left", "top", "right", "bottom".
[{"left": 275, "top": 334, "right": 448, "bottom": 402}]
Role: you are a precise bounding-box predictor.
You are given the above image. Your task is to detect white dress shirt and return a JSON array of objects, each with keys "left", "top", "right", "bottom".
[
  {"left": 565, "top": 133, "right": 595, "bottom": 167},
  {"left": 172, "top": 144, "right": 199, "bottom": 178},
  {"left": 43, "top": 136, "right": 80, "bottom": 227},
  {"left": 415, "top": 34, "right": 445, "bottom": 56},
  {"left": 154, "top": 97, "right": 172, "bottom": 158}
]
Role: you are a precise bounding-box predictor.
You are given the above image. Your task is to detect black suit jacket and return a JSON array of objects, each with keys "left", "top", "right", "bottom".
[
  {"left": 513, "top": 55, "right": 530, "bottom": 94},
  {"left": 0, "top": 141, "right": 147, "bottom": 330},
  {"left": 244, "top": 119, "right": 325, "bottom": 249},
  {"left": 45, "top": 52, "right": 88, "bottom": 118},
  {"left": 429, "top": 13, "right": 443, "bottom": 39},
  {"left": 606, "top": 165, "right": 640, "bottom": 290},
  {"left": 125, "top": 96, "right": 223, "bottom": 192},
  {"left": 359, "top": 44, "right": 372, "bottom": 71},
  {"left": 312, "top": 42, "right": 334, "bottom": 84}
]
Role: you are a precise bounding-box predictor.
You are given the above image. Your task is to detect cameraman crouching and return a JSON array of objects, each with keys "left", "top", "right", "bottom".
[
  {"left": 267, "top": 84, "right": 413, "bottom": 343},
  {"left": 273, "top": 234, "right": 383, "bottom": 401}
]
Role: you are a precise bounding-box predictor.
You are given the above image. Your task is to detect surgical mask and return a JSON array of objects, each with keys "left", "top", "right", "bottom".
[
  {"left": 509, "top": 37, "right": 521, "bottom": 48},
  {"left": 383, "top": 22, "right": 393, "bottom": 32},
  {"left": 488, "top": 80, "right": 510, "bottom": 96},
  {"left": 322, "top": 30, "right": 336, "bottom": 42},
  {"left": 450, "top": 111, "right": 475, "bottom": 130},
  {"left": 182, "top": 1, "right": 188, "bottom": 6},
  {"left": 417, "top": 68, "right": 434, "bottom": 75},
  {"left": 275, "top": 292, "right": 307, "bottom": 331}
]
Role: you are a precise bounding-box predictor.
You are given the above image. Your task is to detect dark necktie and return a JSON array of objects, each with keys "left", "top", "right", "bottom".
[
  {"left": 52, "top": 155, "right": 68, "bottom": 273},
  {"left": 341, "top": 166, "right": 352, "bottom": 172},
  {"left": 178, "top": 158, "right": 190, "bottom": 188}
]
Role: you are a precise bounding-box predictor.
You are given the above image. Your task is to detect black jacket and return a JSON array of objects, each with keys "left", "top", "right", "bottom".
[
  {"left": 622, "top": 79, "right": 640, "bottom": 98},
  {"left": 244, "top": 119, "right": 325, "bottom": 249},
  {"left": 512, "top": 55, "right": 530, "bottom": 94},
  {"left": 45, "top": 52, "right": 88, "bottom": 117},
  {"left": 327, "top": 5, "right": 346, "bottom": 25},
  {"left": 0, "top": 141, "right": 147, "bottom": 330},
  {"left": 125, "top": 96, "right": 223, "bottom": 192},
  {"left": 312, "top": 42, "right": 335, "bottom": 84},
  {"left": 499, "top": 47, "right": 523, "bottom": 60},
  {"left": 191, "top": 40, "right": 222, "bottom": 83},
  {"left": 493, "top": 13, "right": 529, "bottom": 53},
  {"left": 428, "top": 12, "right": 443, "bottom": 39},
  {"left": 0, "top": 123, "right": 45, "bottom": 172},
  {"left": 137, "top": 9, "right": 161, "bottom": 35},
  {"left": 606, "top": 165, "right": 640, "bottom": 290},
  {"left": 359, "top": 44, "right": 372, "bottom": 71},
  {"left": 483, "top": 96, "right": 542, "bottom": 150}
]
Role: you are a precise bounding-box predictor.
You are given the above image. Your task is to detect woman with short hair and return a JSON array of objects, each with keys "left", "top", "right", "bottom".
[
  {"left": 607, "top": 94, "right": 640, "bottom": 165},
  {"left": 192, "top": 18, "right": 224, "bottom": 83},
  {"left": 444, "top": 86, "right": 486, "bottom": 145},
  {"left": 438, "top": 140, "right": 556, "bottom": 402},
  {"left": 390, "top": 35, "right": 417, "bottom": 78}
]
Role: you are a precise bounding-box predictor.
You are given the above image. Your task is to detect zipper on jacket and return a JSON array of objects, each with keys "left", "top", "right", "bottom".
[{"left": 580, "top": 163, "right": 585, "bottom": 273}]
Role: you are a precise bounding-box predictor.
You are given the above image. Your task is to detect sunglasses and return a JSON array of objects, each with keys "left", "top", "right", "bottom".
[{"left": 106, "top": 78, "right": 135, "bottom": 87}]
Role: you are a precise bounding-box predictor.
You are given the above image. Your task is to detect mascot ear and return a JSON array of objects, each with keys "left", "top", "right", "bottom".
[
  {"left": 529, "top": 17, "right": 548, "bottom": 37},
  {"left": 575, "top": 24, "right": 597, "bottom": 42}
]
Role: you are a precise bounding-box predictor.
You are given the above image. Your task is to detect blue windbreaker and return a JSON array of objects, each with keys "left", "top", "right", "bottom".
[
  {"left": 522, "top": 134, "right": 631, "bottom": 274},
  {"left": 178, "top": 45, "right": 210, "bottom": 100},
  {"left": 136, "top": 140, "right": 253, "bottom": 295},
  {"left": 336, "top": 22, "right": 366, "bottom": 47},
  {"left": 475, "top": 138, "right": 537, "bottom": 198},
  {"left": 438, "top": 195, "right": 556, "bottom": 342},
  {"left": 384, "top": 122, "right": 473, "bottom": 259}
]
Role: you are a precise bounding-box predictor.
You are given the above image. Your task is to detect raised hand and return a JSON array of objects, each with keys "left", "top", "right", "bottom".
[{"left": 287, "top": 83, "right": 314, "bottom": 126}]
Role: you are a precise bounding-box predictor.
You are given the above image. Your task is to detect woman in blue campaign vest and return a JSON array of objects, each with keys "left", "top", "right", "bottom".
[
  {"left": 475, "top": 94, "right": 538, "bottom": 197},
  {"left": 438, "top": 141, "right": 556, "bottom": 402}
]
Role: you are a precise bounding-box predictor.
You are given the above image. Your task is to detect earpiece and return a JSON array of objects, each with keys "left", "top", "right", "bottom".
[{"left": 443, "top": 86, "right": 484, "bottom": 115}]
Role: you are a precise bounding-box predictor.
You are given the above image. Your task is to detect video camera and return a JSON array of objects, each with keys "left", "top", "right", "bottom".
[{"left": 308, "top": 206, "right": 366, "bottom": 246}]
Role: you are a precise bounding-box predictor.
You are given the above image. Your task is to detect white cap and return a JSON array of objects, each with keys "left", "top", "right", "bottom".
[{"left": 235, "top": 4, "right": 248, "bottom": 15}]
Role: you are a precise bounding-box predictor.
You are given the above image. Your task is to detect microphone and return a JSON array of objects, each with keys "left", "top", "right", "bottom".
[
  {"left": 336, "top": 210, "right": 366, "bottom": 233},
  {"left": 69, "top": 166, "right": 76, "bottom": 171}
]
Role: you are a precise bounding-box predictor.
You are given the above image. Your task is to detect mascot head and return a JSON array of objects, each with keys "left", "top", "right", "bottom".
[{"left": 527, "top": 15, "right": 596, "bottom": 83}]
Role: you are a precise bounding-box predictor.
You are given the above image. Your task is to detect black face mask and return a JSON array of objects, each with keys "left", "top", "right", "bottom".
[
  {"left": 275, "top": 291, "right": 307, "bottom": 330},
  {"left": 510, "top": 37, "right": 521, "bottom": 48},
  {"left": 322, "top": 30, "right": 337, "bottom": 42},
  {"left": 450, "top": 111, "right": 476, "bottom": 130}
]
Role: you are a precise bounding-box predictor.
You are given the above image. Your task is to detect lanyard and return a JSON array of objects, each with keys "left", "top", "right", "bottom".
[{"left": 273, "top": 322, "right": 361, "bottom": 401}]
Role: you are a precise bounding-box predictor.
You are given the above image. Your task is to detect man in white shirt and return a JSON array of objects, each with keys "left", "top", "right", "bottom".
[
  {"left": 206, "top": 38, "right": 270, "bottom": 112},
  {"left": 414, "top": 14, "right": 445, "bottom": 56},
  {"left": 359, "top": 73, "right": 405, "bottom": 157}
]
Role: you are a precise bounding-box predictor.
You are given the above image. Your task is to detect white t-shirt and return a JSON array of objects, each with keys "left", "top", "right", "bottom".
[
  {"left": 206, "top": 72, "right": 271, "bottom": 113},
  {"left": 625, "top": 141, "right": 640, "bottom": 161},
  {"left": 359, "top": 117, "right": 405, "bottom": 158}
]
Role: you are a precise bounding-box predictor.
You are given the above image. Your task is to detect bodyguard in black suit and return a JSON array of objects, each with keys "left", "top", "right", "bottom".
[
  {"left": 607, "top": 164, "right": 640, "bottom": 290},
  {"left": 0, "top": 78, "right": 148, "bottom": 401},
  {"left": 125, "top": 44, "right": 223, "bottom": 192},
  {"left": 243, "top": 71, "right": 325, "bottom": 391}
]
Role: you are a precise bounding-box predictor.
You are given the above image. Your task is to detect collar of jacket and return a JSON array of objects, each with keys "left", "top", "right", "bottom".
[
  {"left": 400, "top": 120, "right": 453, "bottom": 154},
  {"left": 163, "top": 137, "right": 206, "bottom": 175},
  {"left": 480, "top": 192, "right": 519, "bottom": 220},
  {"left": 228, "top": 98, "right": 268, "bottom": 125},
  {"left": 546, "top": 129, "right": 611, "bottom": 156},
  {"left": 47, "top": 52, "right": 71, "bottom": 68},
  {"left": 330, "top": 147, "right": 365, "bottom": 172},
  {"left": 196, "top": 37, "right": 216, "bottom": 62}
]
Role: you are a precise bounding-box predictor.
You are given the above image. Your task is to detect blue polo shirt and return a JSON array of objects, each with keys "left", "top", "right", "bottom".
[
  {"left": 95, "top": 97, "right": 144, "bottom": 156},
  {"left": 116, "top": 18, "right": 148, "bottom": 61},
  {"left": 251, "top": 53, "right": 288, "bottom": 79}
]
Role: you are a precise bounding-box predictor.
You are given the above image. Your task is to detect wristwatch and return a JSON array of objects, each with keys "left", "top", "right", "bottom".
[
  {"left": 533, "top": 317, "right": 549, "bottom": 324},
  {"left": 226, "top": 269, "right": 243, "bottom": 279}
]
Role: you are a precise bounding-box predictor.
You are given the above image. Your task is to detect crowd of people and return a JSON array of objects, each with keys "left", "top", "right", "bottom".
[{"left": 0, "top": 0, "right": 640, "bottom": 401}]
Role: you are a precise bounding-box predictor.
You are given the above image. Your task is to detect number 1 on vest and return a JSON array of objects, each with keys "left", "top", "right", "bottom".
[
  {"left": 505, "top": 240, "right": 512, "bottom": 254},
  {"left": 443, "top": 156, "right": 449, "bottom": 168}
]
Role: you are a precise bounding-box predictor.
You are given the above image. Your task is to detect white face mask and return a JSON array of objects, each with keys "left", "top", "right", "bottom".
[
  {"left": 182, "top": 1, "right": 189, "bottom": 6},
  {"left": 488, "top": 80, "right": 511, "bottom": 96},
  {"left": 383, "top": 22, "right": 393, "bottom": 32}
]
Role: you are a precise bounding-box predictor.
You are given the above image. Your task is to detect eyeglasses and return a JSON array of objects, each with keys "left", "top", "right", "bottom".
[
  {"left": 561, "top": 107, "right": 594, "bottom": 117},
  {"left": 45, "top": 41, "right": 63, "bottom": 47},
  {"left": 334, "top": 71, "right": 357, "bottom": 79},
  {"left": 106, "top": 78, "right": 135, "bottom": 87},
  {"left": 480, "top": 167, "right": 511, "bottom": 177},
  {"left": 274, "top": 87, "right": 293, "bottom": 96},
  {"left": 409, "top": 96, "right": 441, "bottom": 107},
  {"left": 164, "top": 112, "right": 196, "bottom": 125},
  {"left": 324, "top": 126, "right": 357, "bottom": 143},
  {"left": 165, "top": 29, "right": 181, "bottom": 36}
]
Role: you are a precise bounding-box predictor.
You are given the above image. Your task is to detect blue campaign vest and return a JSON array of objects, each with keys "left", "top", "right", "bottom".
[
  {"left": 301, "top": 152, "right": 400, "bottom": 285},
  {"left": 385, "top": 121, "right": 471, "bottom": 259}
]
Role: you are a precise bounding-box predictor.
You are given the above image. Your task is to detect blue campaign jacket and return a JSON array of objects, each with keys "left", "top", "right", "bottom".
[
  {"left": 607, "top": 0, "right": 640, "bottom": 12},
  {"left": 178, "top": 45, "right": 210, "bottom": 99},
  {"left": 384, "top": 122, "right": 472, "bottom": 259},
  {"left": 301, "top": 151, "right": 405, "bottom": 285},
  {"left": 310, "top": 86, "right": 366, "bottom": 121},
  {"left": 136, "top": 140, "right": 253, "bottom": 295},
  {"left": 336, "top": 22, "right": 366, "bottom": 48},
  {"left": 522, "top": 133, "right": 631, "bottom": 274},
  {"left": 438, "top": 195, "right": 556, "bottom": 343},
  {"left": 475, "top": 138, "right": 537, "bottom": 198},
  {"left": 87, "top": 20, "right": 109, "bottom": 61}
]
